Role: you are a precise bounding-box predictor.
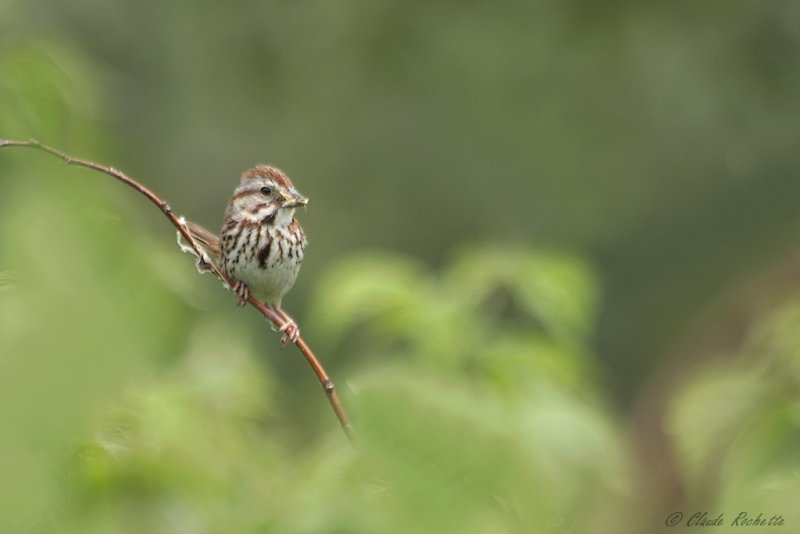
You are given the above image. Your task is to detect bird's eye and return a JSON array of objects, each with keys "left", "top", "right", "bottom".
[{"left": 260, "top": 186, "right": 272, "bottom": 196}]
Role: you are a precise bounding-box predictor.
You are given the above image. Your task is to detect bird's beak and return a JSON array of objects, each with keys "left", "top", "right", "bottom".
[{"left": 281, "top": 192, "right": 308, "bottom": 208}]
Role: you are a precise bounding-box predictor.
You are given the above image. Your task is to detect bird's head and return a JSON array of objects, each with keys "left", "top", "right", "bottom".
[{"left": 229, "top": 164, "right": 308, "bottom": 225}]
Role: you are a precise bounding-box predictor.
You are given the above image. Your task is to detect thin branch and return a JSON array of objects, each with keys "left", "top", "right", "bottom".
[{"left": 0, "top": 138, "right": 354, "bottom": 442}]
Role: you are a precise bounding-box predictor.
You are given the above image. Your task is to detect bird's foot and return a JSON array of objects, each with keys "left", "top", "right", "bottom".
[
  {"left": 278, "top": 319, "right": 300, "bottom": 346},
  {"left": 269, "top": 305, "right": 300, "bottom": 346}
]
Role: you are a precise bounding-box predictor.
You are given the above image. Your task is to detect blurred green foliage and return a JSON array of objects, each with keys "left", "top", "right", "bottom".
[
  {"left": 1, "top": 195, "right": 627, "bottom": 532},
  {"left": 2, "top": 1, "right": 800, "bottom": 533},
  {"left": 666, "top": 295, "right": 800, "bottom": 529},
  {"left": 2, "top": 205, "right": 798, "bottom": 531}
]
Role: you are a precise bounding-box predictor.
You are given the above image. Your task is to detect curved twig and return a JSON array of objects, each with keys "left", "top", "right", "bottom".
[{"left": 0, "top": 138, "right": 354, "bottom": 442}]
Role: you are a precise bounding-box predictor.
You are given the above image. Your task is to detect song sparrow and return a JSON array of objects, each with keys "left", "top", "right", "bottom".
[{"left": 185, "top": 164, "right": 308, "bottom": 344}]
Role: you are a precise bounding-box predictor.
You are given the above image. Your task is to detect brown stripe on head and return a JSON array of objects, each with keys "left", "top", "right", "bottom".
[{"left": 242, "top": 164, "right": 294, "bottom": 188}]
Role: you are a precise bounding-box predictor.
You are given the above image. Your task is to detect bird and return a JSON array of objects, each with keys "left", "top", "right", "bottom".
[{"left": 185, "top": 164, "right": 308, "bottom": 344}]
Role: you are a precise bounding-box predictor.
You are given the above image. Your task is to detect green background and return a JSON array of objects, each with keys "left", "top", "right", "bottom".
[{"left": 1, "top": 1, "right": 799, "bottom": 532}]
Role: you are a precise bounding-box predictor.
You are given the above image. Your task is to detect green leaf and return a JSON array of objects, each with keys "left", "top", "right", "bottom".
[
  {"left": 350, "top": 368, "right": 627, "bottom": 533},
  {"left": 667, "top": 364, "right": 768, "bottom": 486},
  {"left": 309, "top": 252, "right": 429, "bottom": 341},
  {"left": 445, "top": 246, "right": 599, "bottom": 342}
]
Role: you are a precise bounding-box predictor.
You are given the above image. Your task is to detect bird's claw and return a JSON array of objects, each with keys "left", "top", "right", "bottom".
[{"left": 278, "top": 319, "right": 300, "bottom": 346}]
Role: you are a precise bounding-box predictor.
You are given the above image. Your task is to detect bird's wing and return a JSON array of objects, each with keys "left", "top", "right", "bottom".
[{"left": 177, "top": 220, "right": 222, "bottom": 272}]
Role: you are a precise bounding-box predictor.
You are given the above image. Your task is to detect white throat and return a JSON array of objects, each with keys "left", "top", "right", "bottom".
[{"left": 274, "top": 207, "right": 295, "bottom": 227}]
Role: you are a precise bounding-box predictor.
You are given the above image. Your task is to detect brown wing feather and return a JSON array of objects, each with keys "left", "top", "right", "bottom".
[{"left": 185, "top": 221, "right": 222, "bottom": 266}]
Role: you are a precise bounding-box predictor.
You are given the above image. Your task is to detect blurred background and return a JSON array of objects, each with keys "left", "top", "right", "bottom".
[{"left": 2, "top": 1, "right": 800, "bottom": 532}]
